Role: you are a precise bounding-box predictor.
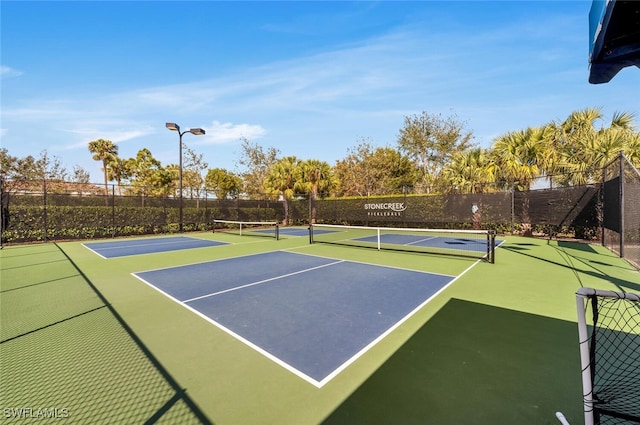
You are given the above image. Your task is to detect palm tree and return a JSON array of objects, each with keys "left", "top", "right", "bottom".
[
  {"left": 441, "top": 148, "right": 497, "bottom": 229},
  {"left": 490, "top": 127, "right": 546, "bottom": 190},
  {"left": 106, "top": 156, "right": 129, "bottom": 195},
  {"left": 296, "top": 159, "right": 337, "bottom": 224},
  {"left": 547, "top": 109, "right": 638, "bottom": 185},
  {"left": 490, "top": 127, "right": 549, "bottom": 235},
  {"left": 88, "top": 139, "right": 118, "bottom": 203},
  {"left": 263, "top": 156, "right": 300, "bottom": 226},
  {"left": 623, "top": 129, "right": 640, "bottom": 166},
  {"left": 441, "top": 148, "right": 494, "bottom": 194}
]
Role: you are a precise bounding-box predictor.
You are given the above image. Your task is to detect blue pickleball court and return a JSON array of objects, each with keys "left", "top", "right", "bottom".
[
  {"left": 83, "top": 236, "right": 227, "bottom": 258},
  {"left": 133, "top": 251, "right": 454, "bottom": 387}
]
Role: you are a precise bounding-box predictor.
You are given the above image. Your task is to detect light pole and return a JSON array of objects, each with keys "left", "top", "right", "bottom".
[{"left": 165, "top": 122, "right": 206, "bottom": 233}]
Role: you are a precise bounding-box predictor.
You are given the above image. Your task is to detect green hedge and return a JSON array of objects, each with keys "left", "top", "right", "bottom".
[{"left": 2, "top": 205, "right": 282, "bottom": 243}]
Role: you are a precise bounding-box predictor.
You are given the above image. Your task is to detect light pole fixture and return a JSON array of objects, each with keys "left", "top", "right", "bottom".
[{"left": 165, "top": 122, "right": 206, "bottom": 232}]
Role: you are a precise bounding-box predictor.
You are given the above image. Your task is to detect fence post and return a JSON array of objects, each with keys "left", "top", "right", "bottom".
[
  {"left": 601, "top": 164, "right": 606, "bottom": 248},
  {"left": 511, "top": 181, "right": 515, "bottom": 234},
  {"left": 619, "top": 151, "right": 625, "bottom": 258},
  {"left": 111, "top": 184, "right": 116, "bottom": 238},
  {"left": 43, "top": 178, "right": 48, "bottom": 242},
  {"left": 549, "top": 178, "right": 553, "bottom": 240},
  {"left": 0, "top": 178, "right": 5, "bottom": 248}
]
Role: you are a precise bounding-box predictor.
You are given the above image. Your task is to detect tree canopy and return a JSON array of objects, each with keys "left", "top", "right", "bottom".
[
  {"left": 3, "top": 108, "right": 639, "bottom": 203},
  {"left": 397, "top": 111, "right": 474, "bottom": 192}
]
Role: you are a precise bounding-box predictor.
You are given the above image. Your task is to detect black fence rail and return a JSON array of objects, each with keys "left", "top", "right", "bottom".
[
  {"left": 0, "top": 181, "right": 282, "bottom": 243},
  {"left": 602, "top": 153, "right": 640, "bottom": 269},
  {"left": 0, "top": 180, "right": 604, "bottom": 242},
  {"left": 288, "top": 183, "right": 599, "bottom": 238}
]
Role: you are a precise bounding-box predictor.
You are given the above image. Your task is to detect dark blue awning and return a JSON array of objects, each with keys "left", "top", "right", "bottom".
[{"left": 588, "top": 0, "right": 640, "bottom": 84}]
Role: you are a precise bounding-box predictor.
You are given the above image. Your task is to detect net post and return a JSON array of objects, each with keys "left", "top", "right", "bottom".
[
  {"left": 486, "top": 232, "right": 491, "bottom": 263},
  {"left": 377, "top": 228, "right": 381, "bottom": 250},
  {"left": 212, "top": 219, "right": 216, "bottom": 233},
  {"left": 308, "top": 224, "right": 313, "bottom": 244},
  {"left": 275, "top": 223, "right": 280, "bottom": 240},
  {"left": 488, "top": 230, "right": 496, "bottom": 264},
  {"left": 576, "top": 288, "right": 596, "bottom": 425}
]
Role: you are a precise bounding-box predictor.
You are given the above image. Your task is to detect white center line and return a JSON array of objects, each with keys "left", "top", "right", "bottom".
[{"left": 183, "top": 260, "right": 345, "bottom": 303}]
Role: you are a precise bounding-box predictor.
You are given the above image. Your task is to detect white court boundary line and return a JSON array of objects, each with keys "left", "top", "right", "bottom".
[
  {"left": 82, "top": 236, "right": 221, "bottom": 258},
  {"left": 132, "top": 252, "right": 481, "bottom": 388}
]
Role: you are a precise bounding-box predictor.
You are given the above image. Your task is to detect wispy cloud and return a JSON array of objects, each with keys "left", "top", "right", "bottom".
[
  {"left": 0, "top": 65, "right": 23, "bottom": 79},
  {"left": 2, "top": 4, "right": 637, "bottom": 182},
  {"left": 61, "top": 126, "right": 156, "bottom": 150},
  {"left": 201, "top": 121, "right": 267, "bottom": 144}
]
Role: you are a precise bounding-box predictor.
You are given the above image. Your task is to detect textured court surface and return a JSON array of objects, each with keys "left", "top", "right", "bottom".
[
  {"left": 134, "top": 251, "right": 454, "bottom": 386},
  {"left": 83, "top": 236, "right": 227, "bottom": 258},
  {"left": 4, "top": 233, "right": 639, "bottom": 425}
]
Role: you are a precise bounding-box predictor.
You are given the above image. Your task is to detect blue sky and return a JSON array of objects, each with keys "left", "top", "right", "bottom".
[{"left": 2, "top": 1, "right": 639, "bottom": 182}]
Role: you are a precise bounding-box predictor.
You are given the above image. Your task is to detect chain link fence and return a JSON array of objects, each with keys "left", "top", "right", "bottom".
[
  {"left": 0, "top": 181, "right": 282, "bottom": 243},
  {"left": 602, "top": 153, "right": 640, "bottom": 268},
  {"left": 289, "top": 182, "right": 599, "bottom": 238},
  {"left": 1, "top": 156, "right": 638, "bottom": 268}
]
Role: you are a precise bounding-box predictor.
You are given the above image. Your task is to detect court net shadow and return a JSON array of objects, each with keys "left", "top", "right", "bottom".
[
  {"left": 0, "top": 243, "right": 212, "bottom": 424},
  {"left": 322, "top": 299, "right": 583, "bottom": 425},
  {"left": 557, "top": 240, "right": 598, "bottom": 253}
]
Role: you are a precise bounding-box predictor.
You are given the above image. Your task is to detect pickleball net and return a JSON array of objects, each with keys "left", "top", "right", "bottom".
[
  {"left": 576, "top": 288, "right": 640, "bottom": 425},
  {"left": 213, "top": 219, "right": 279, "bottom": 240},
  {"left": 309, "top": 223, "right": 497, "bottom": 263}
]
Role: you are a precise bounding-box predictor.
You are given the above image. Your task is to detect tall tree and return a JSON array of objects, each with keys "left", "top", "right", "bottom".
[
  {"left": 546, "top": 108, "right": 639, "bottom": 185},
  {"left": 623, "top": 127, "right": 640, "bottom": 166},
  {"left": 334, "top": 142, "right": 378, "bottom": 197},
  {"left": 489, "top": 127, "right": 548, "bottom": 190},
  {"left": 397, "top": 111, "right": 474, "bottom": 192},
  {"left": 12, "top": 155, "right": 40, "bottom": 181},
  {"left": 36, "top": 151, "right": 68, "bottom": 181},
  {"left": 441, "top": 148, "right": 494, "bottom": 193},
  {"left": 237, "top": 137, "right": 280, "bottom": 198},
  {"left": 106, "top": 157, "right": 130, "bottom": 195},
  {"left": 0, "top": 149, "right": 27, "bottom": 195},
  {"left": 296, "top": 159, "right": 337, "bottom": 223},
  {"left": 489, "top": 127, "right": 549, "bottom": 236},
  {"left": 0, "top": 148, "right": 18, "bottom": 181},
  {"left": 263, "top": 156, "right": 300, "bottom": 225},
  {"left": 441, "top": 147, "right": 497, "bottom": 229},
  {"left": 205, "top": 168, "right": 243, "bottom": 199},
  {"left": 88, "top": 139, "right": 118, "bottom": 197},
  {"left": 125, "top": 148, "right": 166, "bottom": 204},
  {"left": 182, "top": 143, "right": 208, "bottom": 202},
  {"left": 72, "top": 165, "right": 91, "bottom": 184},
  {"left": 334, "top": 141, "right": 417, "bottom": 196}
]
